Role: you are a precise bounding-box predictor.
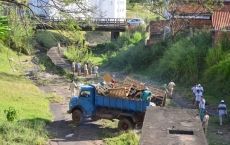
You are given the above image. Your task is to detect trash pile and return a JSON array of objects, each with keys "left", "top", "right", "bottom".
[{"left": 95, "top": 74, "right": 166, "bottom": 106}]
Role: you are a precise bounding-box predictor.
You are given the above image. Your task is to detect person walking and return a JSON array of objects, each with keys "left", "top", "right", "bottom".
[
  {"left": 77, "top": 61, "right": 81, "bottom": 76},
  {"left": 218, "top": 100, "right": 227, "bottom": 126},
  {"left": 195, "top": 84, "right": 203, "bottom": 109},
  {"left": 191, "top": 84, "right": 197, "bottom": 103},
  {"left": 94, "top": 64, "right": 98, "bottom": 78},
  {"left": 88, "top": 60, "right": 93, "bottom": 75},
  {"left": 71, "top": 60, "right": 76, "bottom": 75},
  {"left": 84, "top": 63, "right": 88, "bottom": 77},
  {"left": 69, "top": 80, "right": 78, "bottom": 97},
  {"left": 168, "top": 80, "right": 176, "bottom": 99},
  {"left": 202, "top": 110, "right": 209, "bottom": 134},
  {"left": 199, "top": 96, "right": 205, "bottom": 121}
]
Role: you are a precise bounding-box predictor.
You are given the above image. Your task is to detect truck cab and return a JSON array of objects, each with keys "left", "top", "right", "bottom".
[{"left": 68, "top": 85, "right": 96, "bottom": 125}]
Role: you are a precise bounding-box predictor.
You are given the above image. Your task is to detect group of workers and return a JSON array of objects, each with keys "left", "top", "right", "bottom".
[
  {"left": 190, "top": 83, "right": 228, "bottom": 133},
  {"left": 71, "top": 60, "right": 98, "bottom": 78}
]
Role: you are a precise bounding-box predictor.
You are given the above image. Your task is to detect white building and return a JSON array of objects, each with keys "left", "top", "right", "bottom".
[{"left": 29, "top": 0, "right": 126, "bottom": 18}]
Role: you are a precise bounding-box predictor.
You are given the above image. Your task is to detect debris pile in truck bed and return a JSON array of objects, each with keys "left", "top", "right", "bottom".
[{"left": 95, "top": 75, "right": 166, "bottom": 106}]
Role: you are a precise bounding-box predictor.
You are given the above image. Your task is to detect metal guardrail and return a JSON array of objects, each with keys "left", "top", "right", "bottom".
[{"left": 38, "top": 17, "right": 129, "bottom": 26}]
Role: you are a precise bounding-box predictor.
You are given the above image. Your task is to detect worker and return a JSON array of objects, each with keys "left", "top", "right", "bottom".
[
  {"left": 195, "top": 84, "right": 203, "bottom": 109},
  {"left": 202, "top": 110, "right": 209, "bottom": 134},
  {"left": 88, "top": 60, "right": 93, "bottom": 75},
  {"left": 69, "top": 80, "right": 78, "bottom": 96},
  {"left": 94, "top": 64, "right": 98, "bottom": 78},
  {"left": 84, "top": 62, "right": 88, "bottom": 77},
  {"left": 191, "top": 84, "right": 197, "bottom": 103},
  {"left": 140, "top": 87, "right": 152, "bottom": 101},
  {"left": 218, "top": 100, "right": 227, "bottom": 126},
  {"left": 72, "top": 60, "right": 76, "bottom": 75},
  {"left": 168, "top": 80, "right": 176, "bottom": 98},
  {"left": 77, "top": 61, "right": 81, "bottom": 76},
  {"left": 199, "top": 96, "right": 205, "bottom": 121}
]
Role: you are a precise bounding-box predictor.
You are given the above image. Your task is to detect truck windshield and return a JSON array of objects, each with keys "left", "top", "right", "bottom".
[{"left": 80, "top": 91, "right": 90, "bottom": 98}]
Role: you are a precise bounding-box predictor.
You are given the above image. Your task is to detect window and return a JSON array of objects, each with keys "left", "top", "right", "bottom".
[{"left": 80, "top": 91, "right": 90, "bottom": 98}]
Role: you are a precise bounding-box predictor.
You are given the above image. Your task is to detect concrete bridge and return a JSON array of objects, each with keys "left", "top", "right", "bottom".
[{"left": 36, "top": 17, "right": 129, "bottom": 40}]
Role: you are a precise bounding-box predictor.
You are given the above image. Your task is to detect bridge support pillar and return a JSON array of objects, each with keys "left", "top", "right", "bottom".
[{"left": 111, "top": 31, "right": 120, "bottom": 40}]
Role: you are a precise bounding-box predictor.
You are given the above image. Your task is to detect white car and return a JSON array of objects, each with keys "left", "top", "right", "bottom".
[{"left": 126, "top": 18, "right": 144, "bottom": 26}]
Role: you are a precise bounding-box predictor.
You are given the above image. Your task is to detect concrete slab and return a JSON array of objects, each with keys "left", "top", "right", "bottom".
[{"left": 139, "top": 107, "right": 208, "bottom": 145}]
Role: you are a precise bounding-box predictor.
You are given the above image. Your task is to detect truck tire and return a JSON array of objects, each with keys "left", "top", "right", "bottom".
[
  {"left": 118, "top": 118, "right": 134, "bottom": 131},
  {"left": 72, "top": 110, "right": 84, "bottom": 125}
]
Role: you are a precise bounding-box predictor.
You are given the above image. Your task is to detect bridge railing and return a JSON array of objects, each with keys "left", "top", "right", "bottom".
[{"left": 38, "top": 17, "right": 129, "bottom": 26}]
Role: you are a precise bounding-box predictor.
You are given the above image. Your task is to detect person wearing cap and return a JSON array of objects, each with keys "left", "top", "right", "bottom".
[
  {"left": 195, "top": 84, "right": 203, "bottom": 109},
  {"left": 167, "top": 80, "right": 176, "bottom": 99},
  {"left": 218, "top": 100, "right": 227, "bottom": 126},
  {"left": 199, "top": 96, "right": 205, "bottom": 121},
  {"left": 202, "top": 110, "right": 209, "bottom": 134},
  {"left": 140, "top": 87, "right": 152, "bottom": 101}
]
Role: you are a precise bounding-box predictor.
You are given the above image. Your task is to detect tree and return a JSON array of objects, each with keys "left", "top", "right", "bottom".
[
  {"left": 0, "top": 7, "right": 8, "bottom": 43},
  {"left": 142, "top": 0, "right": 224, "bottom": 41},
  {"left": 0, "top": 0, "right": 98, "bottom": 59}
]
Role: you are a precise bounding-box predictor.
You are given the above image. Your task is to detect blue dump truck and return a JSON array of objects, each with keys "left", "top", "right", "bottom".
[{"left": 68, "top": 77, "right": 166, "bottom": 131}]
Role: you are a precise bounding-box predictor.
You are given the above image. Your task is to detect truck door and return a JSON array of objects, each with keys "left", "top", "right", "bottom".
[{"left": 78, "top": 90, "right": 95, "bottom": 116}]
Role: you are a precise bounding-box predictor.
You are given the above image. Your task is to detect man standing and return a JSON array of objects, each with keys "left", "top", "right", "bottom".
[
  {"left": 77, "top": 61, "right": 81, "bottom": 76},
  {"left": 84, "top": 63, "right": 88, "bottom": 77},
  {"left": 202, "top": 110, "right": 209, "bottom": 134},
  {"left": 94, "top": 64, "right": 98, "bottom": 78},
  {"left": 168, "top": 80, "right": 176, "bottom": 98},
  {"left": 72, "top": 60, "right": 76, "bottom": 75},
  {"left": 199, "top": 96, "right": 205, "bottom": 121},
  {"left": 218, "top": 100, "right": 227, "bottom": 126},
  {"left": 69, "top": 80, "right": 78, "bottom": 97},
  {"left": 140, "top": 87, "right": 152, "bottom": 101},
  {"left": 191, "top": 84, "right": 197, "bottom": 103},
  {"left": 88, "top": 60, "right": 93, "bottom": 75},
  {"left": 195, "top": 84, "right": 203, "bottom": 109}
]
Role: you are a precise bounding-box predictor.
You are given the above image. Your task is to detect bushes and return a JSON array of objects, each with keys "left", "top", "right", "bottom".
[{"left": 152, "top": 31, "right": 212, "bottom": 85}]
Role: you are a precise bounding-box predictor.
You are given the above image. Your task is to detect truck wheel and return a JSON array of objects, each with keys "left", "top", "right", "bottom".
[
  {"left": 118, "top": 118, "right": 134, "bottom": 131},
  {"left": 72, "top": 110, "right": 84, "bottom": 125}
]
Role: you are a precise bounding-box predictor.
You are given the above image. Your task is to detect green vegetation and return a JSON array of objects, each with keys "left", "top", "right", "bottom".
[
  {"left": 0, "top": 44, "right": 53, "bottom": 144},
  {"left": 99, "top": 119, "right": 140, "bottom": 145}
]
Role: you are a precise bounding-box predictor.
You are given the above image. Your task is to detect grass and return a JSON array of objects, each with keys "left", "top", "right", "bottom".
[
  {"left": 98, "top": 119, "right": 140, "bottom": 145},
  {"left": 206, "top": 117, "right": 230, "bottom": 145},
  {"left": 0, "top": 44, "right": 54, "bottom": 145}
]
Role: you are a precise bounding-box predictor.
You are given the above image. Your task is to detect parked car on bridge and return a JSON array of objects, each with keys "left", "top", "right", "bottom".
[{"left": 126, "top": 18, "right": 144, "bottom": 26}]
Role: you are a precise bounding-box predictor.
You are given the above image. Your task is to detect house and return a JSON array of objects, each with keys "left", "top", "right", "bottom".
[
  {"left": 29, "top": 0, "right": 126, "bottom": 19},
  {"left": 147, "top": 0, "right": 230, "bottom": 46}
]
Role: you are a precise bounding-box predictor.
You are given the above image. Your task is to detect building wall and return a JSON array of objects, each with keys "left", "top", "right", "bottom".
[
  {"left": 213, "top": 31, "right": 230, "bottom": 47},
  {"left": 29, "top": 0, "right": 126, "bottom": 18},
  {"left": 148, "top": 19, "right": 212, "bottom": 45}
]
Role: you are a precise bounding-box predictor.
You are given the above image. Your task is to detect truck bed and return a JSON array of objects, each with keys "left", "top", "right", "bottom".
[{"left": 95, "top": 95, "right": 150, "bottom": 112}]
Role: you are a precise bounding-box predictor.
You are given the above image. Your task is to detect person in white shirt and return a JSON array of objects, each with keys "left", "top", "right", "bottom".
[
  {"left": 77, "top": 61, "right": 81, "bottom": 76},
  {"left": 199, "top": 96, "right": 205, "bottom": 121},
  {"left": 191, "top": 84, "right": 197, "bottom": 103},
  {"left": 69, "top": 80, "right": 78, "bottom": 96},
  {"left": 94, "top": 64, "right": 98, "bottom": 78},
  {"left": 168, "top": 80, "right": 176, "bottom": 99},
  {"left": 195, "top": 84, "right": 203, "bottom": 109},
  {"left": 218, "top": 100, "right": 227, "bottom": 126},
  {"left": 72, "top": 60, "right": 76, "bottom": 75}
]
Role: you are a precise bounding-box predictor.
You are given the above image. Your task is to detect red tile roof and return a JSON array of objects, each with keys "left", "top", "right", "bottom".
[
  {"left": 169, "top": 2, "right": 230, "bottom": 14},
  {"left": 212, "top": 12, "right": 230, "bottom": 30}
]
